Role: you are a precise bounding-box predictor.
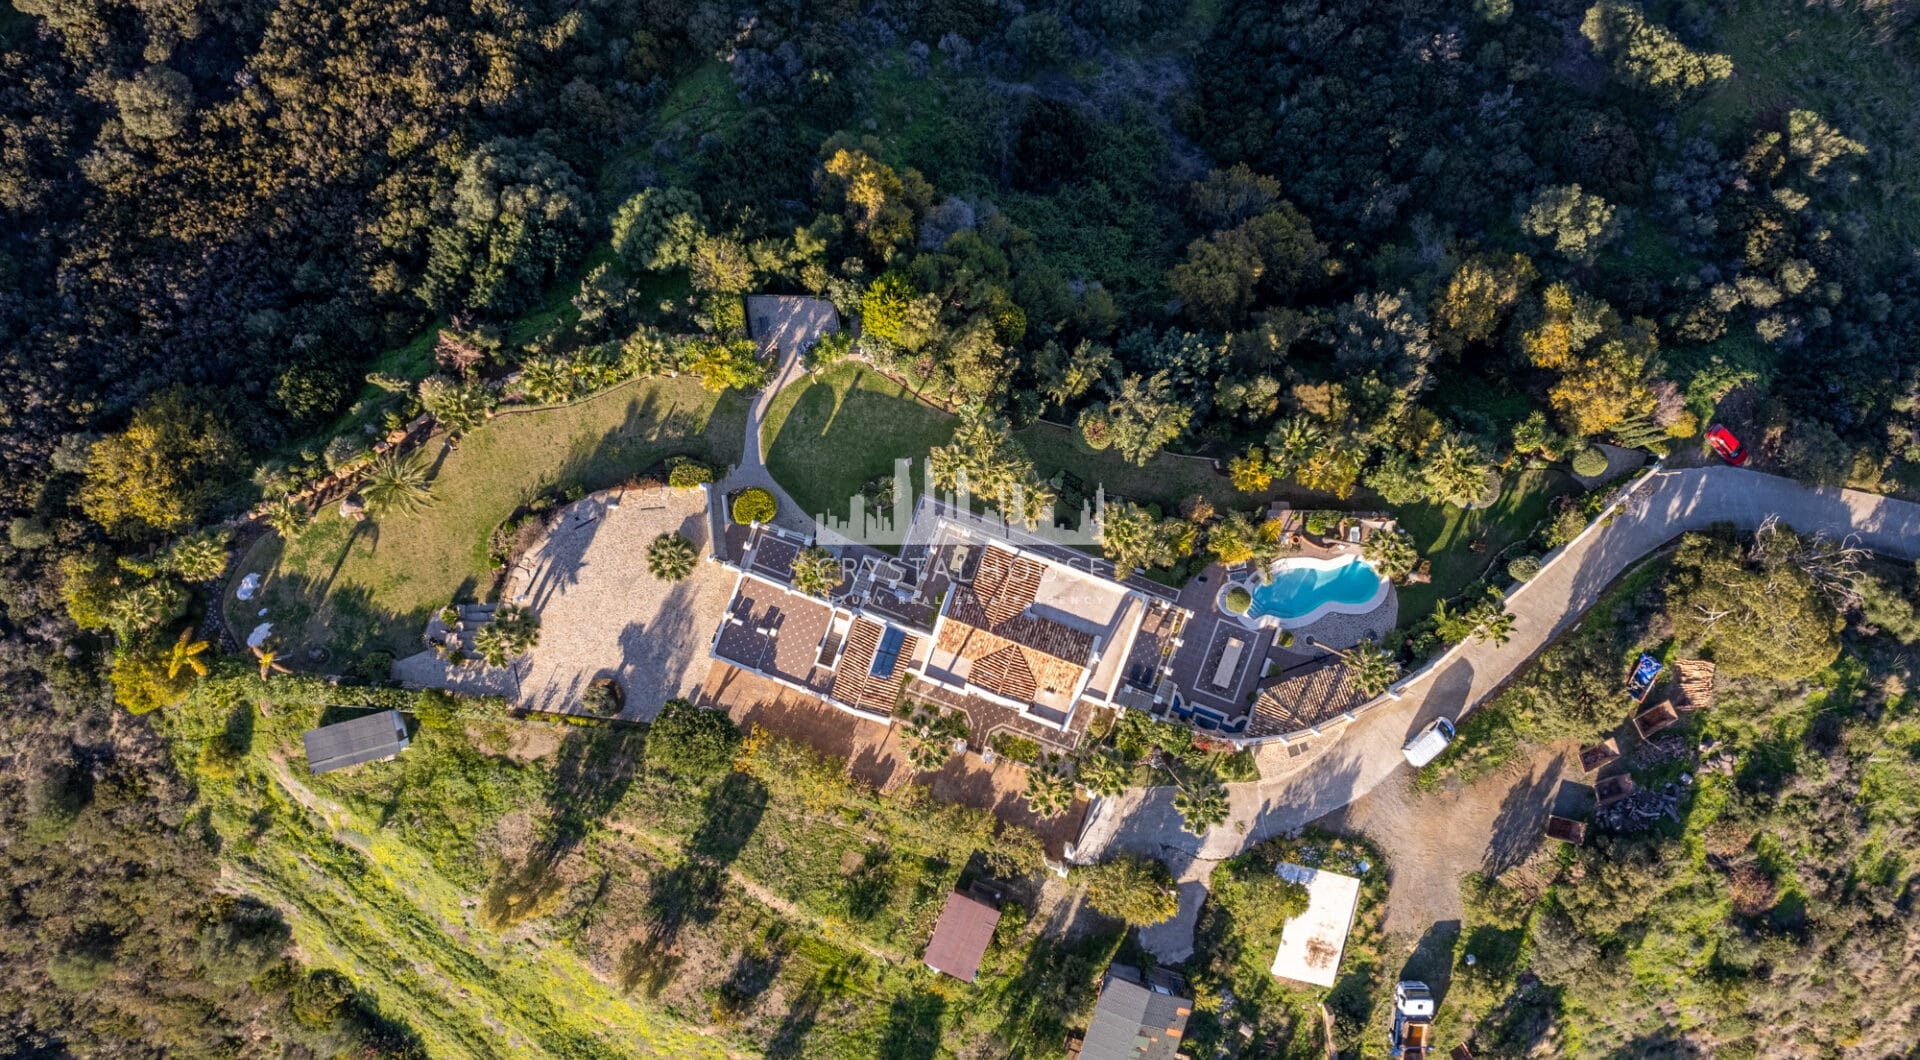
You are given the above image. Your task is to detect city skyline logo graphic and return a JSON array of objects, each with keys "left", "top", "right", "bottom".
[{"left": 801, "top": 456, "right": 1115, "bottom": 550}]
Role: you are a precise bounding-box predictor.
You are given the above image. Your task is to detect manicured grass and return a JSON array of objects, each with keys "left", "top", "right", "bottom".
[
  {"left": 1395, "top": 469, "right": 1574, "bottom": 620},
  {"left": 1015, "top": 420, "right": 1350, "bottom": 517},
  {"left": 227, "top": 376, "right": 747, "bottom": 664},
  {"left": 762, "top": 363, "right": 958, "bottom": 522}
]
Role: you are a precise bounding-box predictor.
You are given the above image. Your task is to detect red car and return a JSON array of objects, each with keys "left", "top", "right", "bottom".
[{"left": 1706, "top": 424, "right": 1748, "bottom": 466}]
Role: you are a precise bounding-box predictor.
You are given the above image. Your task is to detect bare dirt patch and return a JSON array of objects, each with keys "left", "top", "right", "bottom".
[{"left": 1317, "top": 740, "right": 1586, "bottom": 937}]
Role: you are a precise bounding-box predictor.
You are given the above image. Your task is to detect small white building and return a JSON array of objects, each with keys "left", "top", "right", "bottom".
[{"left": 1269, "top": 863, "right": 1361, "bottom": 988}]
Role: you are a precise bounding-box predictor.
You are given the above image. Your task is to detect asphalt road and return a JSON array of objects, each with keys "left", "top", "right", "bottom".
[{"left": 1079, "top": 466, "right": 1920, "bottom": 861}]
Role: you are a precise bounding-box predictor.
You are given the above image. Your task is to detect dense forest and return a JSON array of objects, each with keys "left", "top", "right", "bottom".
[{"left": 3, "top": 0, "right": 1920, "bottom": 1050}]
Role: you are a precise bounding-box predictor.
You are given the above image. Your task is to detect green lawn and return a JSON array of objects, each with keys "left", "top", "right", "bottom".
[
  {"left": 1395, "top": 469, "right": 1574, "bottom": 619},
  {"left": 762, "top": 363, "right": 958, "bottom": 522},
  {"left": 1014, "top": 420, "right": 1352, "bottom": 518},
  {"left": 227, "top": 376, "right": 747, "bottom": 666}
]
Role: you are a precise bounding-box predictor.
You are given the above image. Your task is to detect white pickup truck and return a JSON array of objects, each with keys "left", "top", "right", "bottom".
[
  {"left": 1401, "top": 717, "right": 1456, "bottom": 768},
  {"left": 1389, "top": 980, "right": 1437, "bottom": 1058}
]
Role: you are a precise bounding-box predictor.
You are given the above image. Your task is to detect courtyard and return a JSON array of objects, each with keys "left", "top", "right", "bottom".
[{"left": 394, "top": 485, "right": 736, "bottom": 720}]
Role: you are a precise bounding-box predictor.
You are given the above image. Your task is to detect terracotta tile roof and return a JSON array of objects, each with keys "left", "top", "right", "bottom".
[
  {"left": 830, "top": 616, "right": 916, "bottom": 715},
  {"left": 924, "top": 891, "right": 1000, "bottom": 982},
  {"left": 972, "top": 645, "right": 1038, "bottom": 703},
  {"left": 945, "top": 589, "right": 1095, "bottom": 662},
  {"left": 972, "top": 546, "right": 1044, "bottom": 624},
  {"left": 1249, "top": 660, "right": 1371, "bottom": 737},
  {"left": 935, "top": 615, "right": 1089, "bottom": 704}
]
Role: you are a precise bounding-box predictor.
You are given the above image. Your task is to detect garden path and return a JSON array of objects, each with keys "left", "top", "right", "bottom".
[
  {"left": 1081, "top": 466, "right": 1920, "bottom": 864},
  {"left": 723, "top": 326, "right": 820, "bottom": 536}
]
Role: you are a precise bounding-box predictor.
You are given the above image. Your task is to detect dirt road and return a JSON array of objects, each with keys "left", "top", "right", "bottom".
[{"left": 1319, "top": 741, "right": 1587, "bottom": 935}]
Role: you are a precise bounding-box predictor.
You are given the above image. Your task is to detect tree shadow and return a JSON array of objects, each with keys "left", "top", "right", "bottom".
[
  {"left": 1399, "top": 919, "right": 1461, "bottom": 1008},
  {"left": 617, "top": 771, "right": 768, "bottom": 997},
  {"left": 481, "top": 726, "right": 646, "bottom": 933},
  {"left": 763, "top": 978, "right": 825, "bottom": 1060},
  {"left": 878, "top": 990, "right": 947, "bottom": 1060},
  {"left": 1482, "top": 756, "right": 1564, "bottom": 875}
]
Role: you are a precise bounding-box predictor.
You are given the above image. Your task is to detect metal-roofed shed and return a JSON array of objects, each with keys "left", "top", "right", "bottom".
[
  {"left": 302, "top": 709, "right": 411, "bottom": 775},
  {"left": 1077, "top": 964, "right": 1191, "bottom": 1060}
]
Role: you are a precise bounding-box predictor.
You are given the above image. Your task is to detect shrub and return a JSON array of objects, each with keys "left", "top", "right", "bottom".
[
  {"left": 1304, "top": 510, "right": 1339, "bottom": 536},
  {"left": 730, "top": 487, "right": 777, "bottom": 525},
  {"left": 1508, "top": 554, "right": 1543, "bottom": 582},
  {"left": 7, "top": 517, "right": 53, "bottom": 550},
  {"left": 647, "top": 698, "right": 741, "bottom": 776},
  {"left": 1080, "top": 853, "right": 1180, "bottom": 925},
  {"left": 989, "top": 732, "right": 1042, "bottom": 763},
  {"left": 582, "top": 679, "right": 623, "bottom": 717},
  {"left": 1223, "top": 586, "right": 1253, "bottom": 614},
  {"left": 1571, "top": 446, "right": 1611, "bottom": 478},
  {"left": 666, "top": 459, "right": 712, "bottom": 488}
]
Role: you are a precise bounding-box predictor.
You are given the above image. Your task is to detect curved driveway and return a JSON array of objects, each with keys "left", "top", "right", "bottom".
[
  {"left": 724, "top": 329, "right": 819, "bottom": 535},
  {"left": 1079, "top": 466, "right": 1920, "bottom": 861}
]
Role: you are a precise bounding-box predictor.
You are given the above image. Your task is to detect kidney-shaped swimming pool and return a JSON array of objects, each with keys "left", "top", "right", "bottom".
[{"left": 1246, "top": 555, "right": 1390, "bottom": 625}]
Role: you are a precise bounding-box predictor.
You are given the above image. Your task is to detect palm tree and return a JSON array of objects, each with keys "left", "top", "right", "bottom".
[
  {"left": 252, "top": 644, "right": 291, "bottom": 681},
  {"left": 1076, "top": 749, "right": 1131, "bottom": 798},
  {"left": 1316, "top": 637, "right": 1401, "bottom": 697},
  {"left": 166, "top": 627, "right": 211, "bottom": 680},
  {"left": 1172, "top": 780, "right": 1230, "bottom": 836},
  {"left": 901, "top": 706, "right": 969, "bottom": 772},
  {"left": 1467, "top": 595, "right": 1517, "bottom": 645},
  {"left": 646, "top": 532, "right": 698, "bottom": 581},
  {"left": 1423, "top": 435, "right": 1495, "bottom": 508},
  {"left": 360, "top": 451, "right": 433, "bottom": 518},
  {"left": 474, "top": 604, "right": 540, "bottom": 667},
  {"left": 1024, "top": 754, "right": 1076, "bottom": 818},
  {"left": 789, "top": 546, "right": 841, "bottom": 597},
  {"left": 260, "top": 496, "right": 308, "bottom": 539}
]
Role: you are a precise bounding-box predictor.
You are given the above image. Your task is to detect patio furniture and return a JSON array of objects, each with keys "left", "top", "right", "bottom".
[
  {"left": 1578, "top": 738, "right": 1620, "bottom": 773},
  {"left": 1212, "top": 637, "right": 1246, "bottom": 689},
  {"left": 1545, "top": 816, "right": 1587, "bottom": 844}
]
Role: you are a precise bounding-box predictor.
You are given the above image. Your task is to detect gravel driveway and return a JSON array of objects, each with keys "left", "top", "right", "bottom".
[{"left": 394, "top": 486, "right": 735, "bottom": 721}]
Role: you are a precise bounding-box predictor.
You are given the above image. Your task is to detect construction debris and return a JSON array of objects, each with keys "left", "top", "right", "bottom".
[{"left": 1595, "top": 781, "right": 1688, "bottom": 832}]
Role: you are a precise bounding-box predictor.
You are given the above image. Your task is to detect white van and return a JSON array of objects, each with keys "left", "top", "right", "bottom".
[{"left": 1401, "top": 717, "right": 1456, "bottom": 768}]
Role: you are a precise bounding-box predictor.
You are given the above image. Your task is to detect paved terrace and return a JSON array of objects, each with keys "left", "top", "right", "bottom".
[
  {"left": 711, "top": 574, "right": 837, "bottom": 699},
  {"left": 1079, "top": 466, "right": 1920, "bottom": 861}
]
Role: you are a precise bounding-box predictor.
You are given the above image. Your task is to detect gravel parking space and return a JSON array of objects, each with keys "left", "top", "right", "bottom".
[
  {"left": 510, "top": 486, "right": 736, "bottom": 720},
  {"left": 398, "top": 486, "right": 737, "bottom": 720}
]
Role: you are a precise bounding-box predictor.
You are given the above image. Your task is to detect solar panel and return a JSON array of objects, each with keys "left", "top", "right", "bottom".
[{"left": 869, "top": 625, "right": 905, "bottom": 676}]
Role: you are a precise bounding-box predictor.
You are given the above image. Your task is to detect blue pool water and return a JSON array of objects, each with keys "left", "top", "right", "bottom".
[{"left": 1248, "top": 557, "right": 1386, "bottom": 622}]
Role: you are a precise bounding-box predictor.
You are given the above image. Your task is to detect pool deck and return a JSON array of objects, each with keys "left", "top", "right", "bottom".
[{"left": 1150, "top": 543, "right": 1398, "bottom": 737}]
